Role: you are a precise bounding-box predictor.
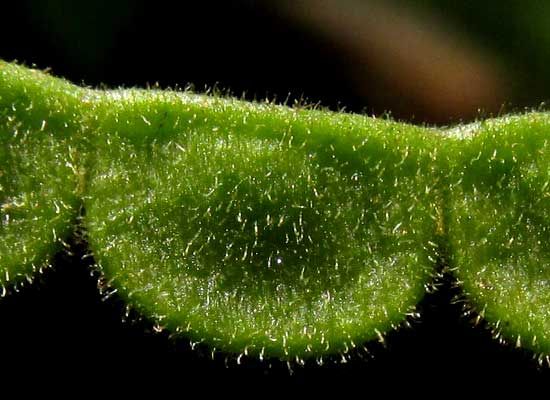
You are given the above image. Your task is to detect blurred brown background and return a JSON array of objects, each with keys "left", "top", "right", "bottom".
[{"left": 2, "top": 0, "right": 550, "bottom": 125}]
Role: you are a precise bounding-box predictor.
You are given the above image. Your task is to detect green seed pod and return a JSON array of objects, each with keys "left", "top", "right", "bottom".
[
  {"left": 0, "top": 62, "right": 83, "bottom": 291},
  {"left": 83, "top": 89, "right": 443, "bottom": 360},
  {"left": 446, "top": 113, "right": 550, "bottom": 356}
]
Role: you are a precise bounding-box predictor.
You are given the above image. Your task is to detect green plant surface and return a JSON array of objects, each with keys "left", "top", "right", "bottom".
[
  {"left": 84, "top": 90, "right": 442, "bottom": 359},
  {"left": 445, "top": 113, "right": 550, "bottom": 356},
  {"left": 3, "top": 60, "right": 550, "bottom": 362},
  {"left": 0, "top": 62, "right": 83, "bottom": 291},
  {"left": 0, "top": 60, "right": 442, "bottom": 360}
]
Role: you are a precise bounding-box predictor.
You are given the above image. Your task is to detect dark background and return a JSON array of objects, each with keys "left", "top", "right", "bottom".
[{"left": 1, "top": 0, "right": 550, "bottom": 389}]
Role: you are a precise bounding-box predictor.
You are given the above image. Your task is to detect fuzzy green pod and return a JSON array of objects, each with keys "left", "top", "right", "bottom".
[
  {"left": 0, "top": 62, "right": 83, "bottom": 291},
  {"left": 9, "top": 60, "right": 550, "bottom": 363},
  {"left": 446, "top": 114, "right": 550, "bottom": 356},
  {"left": 83, "top": 90, "right": 443, "bottom": 360}
]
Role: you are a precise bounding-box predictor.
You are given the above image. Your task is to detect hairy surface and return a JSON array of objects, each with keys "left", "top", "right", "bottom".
[
  {"left": 1, "top": 60, "right": 550, "bottom": 360},
  {"left": 446, "top": 113, "right": 550, "bottom": 355},
  {"left": 0, "top": 63, "right": 83, "bottom": 291},
  {"left": 85, "top": 91, "right": 441, "bottom": 358}
]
